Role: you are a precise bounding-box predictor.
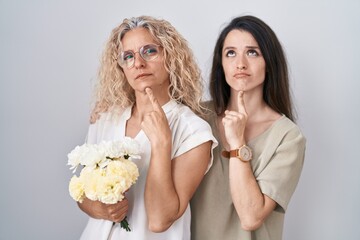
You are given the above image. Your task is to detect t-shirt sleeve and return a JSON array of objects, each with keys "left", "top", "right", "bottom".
[
  {"left": 257, "top": 125, "right": 306, "bottom": 213},
  {"left": 172, "top": 112, "right": 218, "bottom": 174}
]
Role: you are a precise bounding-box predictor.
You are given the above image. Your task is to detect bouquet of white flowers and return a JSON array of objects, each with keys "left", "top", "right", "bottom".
[{"left": 67, "top": 137, "right": 141, "bottom": 231}]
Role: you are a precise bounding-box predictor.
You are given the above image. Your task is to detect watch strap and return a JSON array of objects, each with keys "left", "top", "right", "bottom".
[
  {"left": 221, "top": 149, "right": 238, "bottom": 158},
  {"left": 222, "top": 145, "right": 253, "bottom": 162}
]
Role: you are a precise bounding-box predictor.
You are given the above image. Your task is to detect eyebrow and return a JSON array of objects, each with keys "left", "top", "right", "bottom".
[
  {"left": 122, "top": 43, "right": 159, "bottom": 52},
  {"left": 223, "top": 46, "right": 260, "bottom": 52}
]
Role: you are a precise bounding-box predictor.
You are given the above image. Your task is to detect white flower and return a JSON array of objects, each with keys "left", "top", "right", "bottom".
[
  {"left": 67, "top": 145, "right": 85, "bottom": 173},
  {"left": 119, "top": 137, "right": 142, "bottom": 160},
  {"left": 68, "top": 138, "right": 141, "bottom": 231},
  {"left": 68, "top": 139, "right": 140, "bottom": 202},
  {"left": 82, "top": 167, "right": 103, "bottom": 201},
  {"left": 80, "top": 144, "right": 107, "bottom": 170},
  {"left": 97, "top": 175, "right": 123, "bottom": 204},
  {"left": 69, "top": 175, "right": 85, "bottom": 202},
  {"left": 101, "top": 141, "right": 124, "bottom": 159}
]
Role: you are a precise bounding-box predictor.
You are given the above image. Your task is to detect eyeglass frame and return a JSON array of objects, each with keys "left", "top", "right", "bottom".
[{"left": 117, "top": 44, "right": 162, "bottom": 69}]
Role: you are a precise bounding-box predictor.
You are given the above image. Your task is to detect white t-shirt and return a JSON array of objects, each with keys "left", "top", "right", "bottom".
[{"left": 80, "top": 100, "right": 217, "bottom": 240}]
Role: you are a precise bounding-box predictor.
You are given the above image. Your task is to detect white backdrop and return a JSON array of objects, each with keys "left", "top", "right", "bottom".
[{"left": 1, "top": 0, "right": 359, "bottom": 239}]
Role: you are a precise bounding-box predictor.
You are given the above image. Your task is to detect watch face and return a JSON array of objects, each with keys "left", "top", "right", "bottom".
[{"left": 239, "top": 146, "right": 252, "bottom": 161}]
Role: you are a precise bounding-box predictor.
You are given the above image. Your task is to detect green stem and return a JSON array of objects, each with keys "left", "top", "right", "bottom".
[{"left": 120, "top": 216, "right": 131, "bottom": 232}]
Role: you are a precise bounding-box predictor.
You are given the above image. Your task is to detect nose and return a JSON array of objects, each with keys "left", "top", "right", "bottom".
[
  {"left": 236, "top": 54, "right": 247, "bottom": 70},
  {"left": 133, "top": 52, "right": 146, "bottom": 69}
]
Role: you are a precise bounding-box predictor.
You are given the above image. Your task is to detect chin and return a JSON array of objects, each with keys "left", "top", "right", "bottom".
[
  {"left": 232, "top": 86, "right": 247, "bottom": 92},
  {"left": 133, "top": 84, "right": 151, "bottom": 93}
]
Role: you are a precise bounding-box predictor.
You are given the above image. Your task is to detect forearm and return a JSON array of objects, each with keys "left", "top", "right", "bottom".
[
  {"left": 229, "top": 158, "right": 275, "bottom": 231},
  {"left": 145, "top": 143, "right": 180, "bottom": 232}
]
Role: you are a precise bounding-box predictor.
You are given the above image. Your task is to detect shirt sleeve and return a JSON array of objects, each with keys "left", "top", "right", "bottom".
[
  {"left": 256, "top": 125, "right": 306, "bottom": 213},
  {"left": 171, "top": 109, "right": 218, "bottom": 174}
]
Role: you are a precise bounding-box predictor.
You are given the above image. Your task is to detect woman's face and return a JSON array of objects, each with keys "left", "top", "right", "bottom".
[
  {"left": 222, "top": 29, "right": 266, "bottom": 92},
  {"left": 120, "top": 28, "right": 169, "bottom": 93}
]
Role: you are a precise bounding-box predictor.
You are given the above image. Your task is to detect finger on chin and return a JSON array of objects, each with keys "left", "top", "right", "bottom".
[
  {"left": 145, "top": 87, "right": 162, "bottom": 112},
  {"left": 237, "top": 91, "right": 246, "bottom": 113},
  {"left": 145, "top": 88, "right": 155, "bottom": 102}
]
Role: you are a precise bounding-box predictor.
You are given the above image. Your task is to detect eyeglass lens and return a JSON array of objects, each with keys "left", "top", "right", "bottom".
[{"left": 119, "top": 44, "right": 160, "bottom": 68}]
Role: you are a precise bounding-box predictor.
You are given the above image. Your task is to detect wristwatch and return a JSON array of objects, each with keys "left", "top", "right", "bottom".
[{"left": 222, "top": 145, "right": 253, "bottom": 162}]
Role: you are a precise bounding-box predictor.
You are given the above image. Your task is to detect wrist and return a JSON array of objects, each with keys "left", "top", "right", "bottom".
[
  {"left": 151, "top": 140, "right": 171, "bottom": 150},
  {"left": 228, "top": 139, "right": 245, "bottom": 150},
  {"left": 222, "top": 145, "right": 253, "bottom": 162},
  {"left": 229, "top": 144, "right": 242, "bottom": 149},
  {"left": 150, "top": 142, "right": 171, "bottom": 160}
]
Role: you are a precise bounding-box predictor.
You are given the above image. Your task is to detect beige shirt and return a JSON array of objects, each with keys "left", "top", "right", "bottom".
[{"left": 190, "top": 105, "right": 306, "bottom": 240}]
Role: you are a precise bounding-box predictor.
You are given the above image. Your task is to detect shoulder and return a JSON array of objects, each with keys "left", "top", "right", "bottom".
[
  {"left": 252, "top": 116, "right": 306, "bottom": 151},
  {"left": 169, "top": 101, "right": 218, "bottom": 159},
  {"left": 260, "top": 116, "right": 306, "bottom": 154},
  {"left": 90, "top": 106, "right": 127, "bottom": 126},
  {"left": 86, "top": 106, "right": 128, "bottom": 144},
  {"left": 276, "top": 116, "right": 306, "bottom": 143},
  {"left": 165, "top": 101, "right": 217, "bottom": 145},
  {"left": 170, "top": 102, "right": 211, "bottom": 132}
]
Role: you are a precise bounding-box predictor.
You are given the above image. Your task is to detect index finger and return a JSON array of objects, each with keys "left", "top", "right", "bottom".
[
  {"left": 145, "top": 88, "right": 162, "bottom": 112},
  {"left": 237, "top": 91, "right": 246, "bottom": 114}
]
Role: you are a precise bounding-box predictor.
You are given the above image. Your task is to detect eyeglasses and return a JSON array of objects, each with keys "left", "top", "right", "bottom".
[{"left": 118, "top": 44, "right": 161, "bottom": 69}]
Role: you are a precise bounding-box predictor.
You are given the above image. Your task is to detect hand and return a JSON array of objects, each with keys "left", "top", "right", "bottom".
[
  {"left": 80, "top": 198, "right": 129, "bottom": 223},
  {"left": 222, "top": 91, "right": 248, "bottom": 149},
  {"left": 141, "top": 88, "right": 171, "bottom": 147}
]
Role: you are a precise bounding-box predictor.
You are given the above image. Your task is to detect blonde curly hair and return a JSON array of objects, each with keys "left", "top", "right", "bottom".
[{"left": 90, "top": 16, "right": 204, "bottom": 123}]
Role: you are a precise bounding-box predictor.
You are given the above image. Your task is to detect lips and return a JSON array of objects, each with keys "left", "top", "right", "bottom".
[
  {"left": 135, "top": 73, "right": 152, "bottom": 80},
  {"left": 233, "top": 72, "right": 250, "bottom": 78}
]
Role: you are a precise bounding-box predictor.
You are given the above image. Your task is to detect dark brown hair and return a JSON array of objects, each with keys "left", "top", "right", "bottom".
[{"left": 210, "top": 15, "right": 294, "bottom": 121}]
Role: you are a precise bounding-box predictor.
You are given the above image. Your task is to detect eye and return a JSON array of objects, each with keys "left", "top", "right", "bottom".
[
  {"left": 142, "top": 45, "right": 159, "bottom": 56},
  {"left": 247, "top": 49, "right": 260, "bottom": 57},
  {"left": 225, "top": 50, "right": 236, "bottom": 57},
  {"left": 122, "top": 51, "right": 134, "bottom": 61}
]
